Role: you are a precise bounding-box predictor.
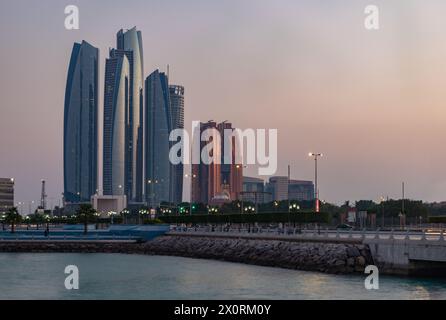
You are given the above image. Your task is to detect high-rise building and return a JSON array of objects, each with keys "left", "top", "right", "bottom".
[
  {"left": 217, "top": 122, "right": 243, "bottom": 200},
  {"left": 145, "top": 70, "right": 172, "bottom": 207},
  {"left": 191, "top": 121, "right": 222, "bottom": 204},
  {"left": 116, "top": 27, "right": 144, "bottom": 203},
  {"left": 63, "top": 40, "right": 99, "bottom": 203},
  {"left": 169, "top": 85, "right": 185, "bottom": 204},
  {"left": 191, "top": 121, "right": 244, "bottom": 205},
  {"left": 103, "top": 50, "right": 130, "bottom": 196},
  {"left": 0, "top": 178, "right": 14, "bottom": 214}
]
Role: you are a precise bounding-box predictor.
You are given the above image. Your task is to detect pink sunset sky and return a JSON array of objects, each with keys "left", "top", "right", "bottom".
[{"left": 1, "top": 0, "right": 446, "bottom": 210}]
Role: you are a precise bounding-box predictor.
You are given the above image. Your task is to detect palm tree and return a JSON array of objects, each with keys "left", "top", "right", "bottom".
[
  {"left": 28, "top": 213, "right": 45, "bottom": 230},
  {"left": 5, "top": 207, "right": 22, "bottom": 233},
  {"left": 76, "top": 204, "right": 97, "bottom": 235}
]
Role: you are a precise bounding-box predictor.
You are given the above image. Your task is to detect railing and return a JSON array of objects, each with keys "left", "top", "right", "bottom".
[{"left": 169, "top": 225, "right": 446, "bottom": 242}]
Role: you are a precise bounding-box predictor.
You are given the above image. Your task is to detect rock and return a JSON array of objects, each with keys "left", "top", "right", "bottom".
[
  {"left": 347, "top": 257, "right": 355, "bottom": 266},
  {"left": 334, "top": 259, "right": 345, "bottom": 266},
  {"left": 347, "top": 247, "right": 361, "bottom": 257},
  {"left": 355, "top": 256, "right": 366, "bottom": 266}
]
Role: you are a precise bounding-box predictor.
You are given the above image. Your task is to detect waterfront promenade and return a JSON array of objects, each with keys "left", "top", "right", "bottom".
[
  {"left": 169, "top": 227, "right": 446, "bottom": 276},
  {"left": 1, "top": 224, "right": 446, "bottom": 276},
  {"left": 169, "top": 225, "right": 446, "bottom": 242}
]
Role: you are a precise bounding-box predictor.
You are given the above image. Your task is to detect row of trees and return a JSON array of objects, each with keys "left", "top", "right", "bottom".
[
  {"left": 0, "top": 198, "right": 437, "bottom": 233},
  {"left": 163, "top": 199, "right": 431, "bottom": 218},
  {"left": 1, "top": 204, "right": 96, "bottom": 234}
]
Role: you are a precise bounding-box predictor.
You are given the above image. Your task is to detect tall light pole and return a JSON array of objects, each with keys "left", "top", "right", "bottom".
[
  {"left": 308, "top": 153, "right": 323, "bottom": 212},
  {"left": 185, "top": 173, "right": 197, "bottom": 215},
  {"left": 401, "top": 182, "right": 405, "bottom": 215},
  {"left": 236, "top": 164, "right": 246, "bottom": 214}
]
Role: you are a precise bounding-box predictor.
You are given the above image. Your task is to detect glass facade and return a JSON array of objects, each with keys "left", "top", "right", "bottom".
[
  {"left": 103, "top": 51, "right": 130, "bottom": 196},
  {"left": 116, "top": 27, "right": 144, "bottom": 203},
  {"left": 145, "top": 70, "right": 172, "bottom": 207},
  {"left": 63, "top": 41, "right": 98, "bottom": 203},
  {"left": 169, "top": 85, "right": 184, "bottom": 204}
]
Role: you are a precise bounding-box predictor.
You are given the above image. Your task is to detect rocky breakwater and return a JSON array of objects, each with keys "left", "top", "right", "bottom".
[
  {"left": 0, "top": 236, "right": 374, "bottom": 274},
  {"left": 142, "top": 236, "right": 374, "bottom": 274}
]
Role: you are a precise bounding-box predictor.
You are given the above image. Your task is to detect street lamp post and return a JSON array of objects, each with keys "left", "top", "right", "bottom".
[
  {"left": 308, "top": 153, "right": 323, "bottom": 212},
  {"left": 380, "top": 196, "right": 385, "bottom": 229},
  {"left": 139, "top": 209, "right": 148, "bottom": 225},
  {"left": 185, "top": 173, "right": 197, "bottom": 215},
  {"left": 121, "top": 209, "right": 129, "bottom": 224}
]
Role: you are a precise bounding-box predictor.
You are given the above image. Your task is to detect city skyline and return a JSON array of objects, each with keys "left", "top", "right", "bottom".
[{"left": 2, "top": 0, "right": 446, "bottom": 209}]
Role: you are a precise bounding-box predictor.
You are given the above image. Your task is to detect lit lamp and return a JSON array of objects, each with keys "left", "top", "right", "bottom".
[
  {"left": 289, "top": 203, "right": 300, "bottom": 212},
  {"left": 185, "top": 173, "right": 197, "bottom": 215},
  {"left": 308, "top": 152, "right": 323, "bottom": 212}
]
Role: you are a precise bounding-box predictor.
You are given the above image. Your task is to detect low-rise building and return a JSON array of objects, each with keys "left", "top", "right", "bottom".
[
  {"left": 0, "top": 178, "right": 14, "bottom": 214},
  {"left": 267, "top": 176, "right": 314, "bottom": 202},
  {"left": 242, "top": 176, "right": 266, "bottom": 204}
]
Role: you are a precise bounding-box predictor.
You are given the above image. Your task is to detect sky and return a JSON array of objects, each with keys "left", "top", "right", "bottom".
[{"left": 1, "top": 0, "right": 446, "bottom": 212}]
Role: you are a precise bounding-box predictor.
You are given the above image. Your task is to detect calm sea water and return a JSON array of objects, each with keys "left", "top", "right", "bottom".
[{"left": 0, "top": 253, "right": 445, "bottom": 300}]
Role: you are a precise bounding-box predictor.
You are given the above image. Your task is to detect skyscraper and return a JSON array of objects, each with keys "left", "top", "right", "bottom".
[
  {"left": 145, "top": 70, "right": 172, "bottom": 207},
  {"left": 217, "top": 122, "right": 243, "bottom": 201},
  {"left": 169, "top": 85, "right": 185, "bottom": 204},
  {"left": 116, "top": 27, "right": 144, "bottom": 203},
  {"left": 191, "top": 121, "right": 244, "bottom": 205},
  {"left": 103, "top": 50, "right": 130, "bottom": 196},
  {"left": 191, "top": 121, "right": 222, "bottom": 204},
  {"left": 63, "top": 41, "right": 98, "bottom": 203}
]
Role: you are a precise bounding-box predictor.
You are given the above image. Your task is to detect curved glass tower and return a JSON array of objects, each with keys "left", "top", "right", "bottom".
[
  {"left": 169, "top": 85, "right": 185, "bottom": 204},
  {"left": 117, "top": 27, "right": 144, "bottom": 203},
  {"left": 64, "top": 40, "right": 99, "bottom": 203},
  {"left": 103, "top": 50, "right": 130, "bottom": 196},
  {"left": 145, "top": 70, "right": 172, "bottom": 207}
]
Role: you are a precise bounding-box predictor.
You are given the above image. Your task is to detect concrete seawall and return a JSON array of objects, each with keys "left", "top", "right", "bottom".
[
  {"left": 0, "top": 235, "right": 374, "bottom": 275},
  {"left": 365, "top": 237, "right": 446, "bottom": 276}
]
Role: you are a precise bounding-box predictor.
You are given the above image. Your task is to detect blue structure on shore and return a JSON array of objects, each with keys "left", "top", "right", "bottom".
[{"left": 0, "top": 225, "right": 169, "bottom": 242}]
